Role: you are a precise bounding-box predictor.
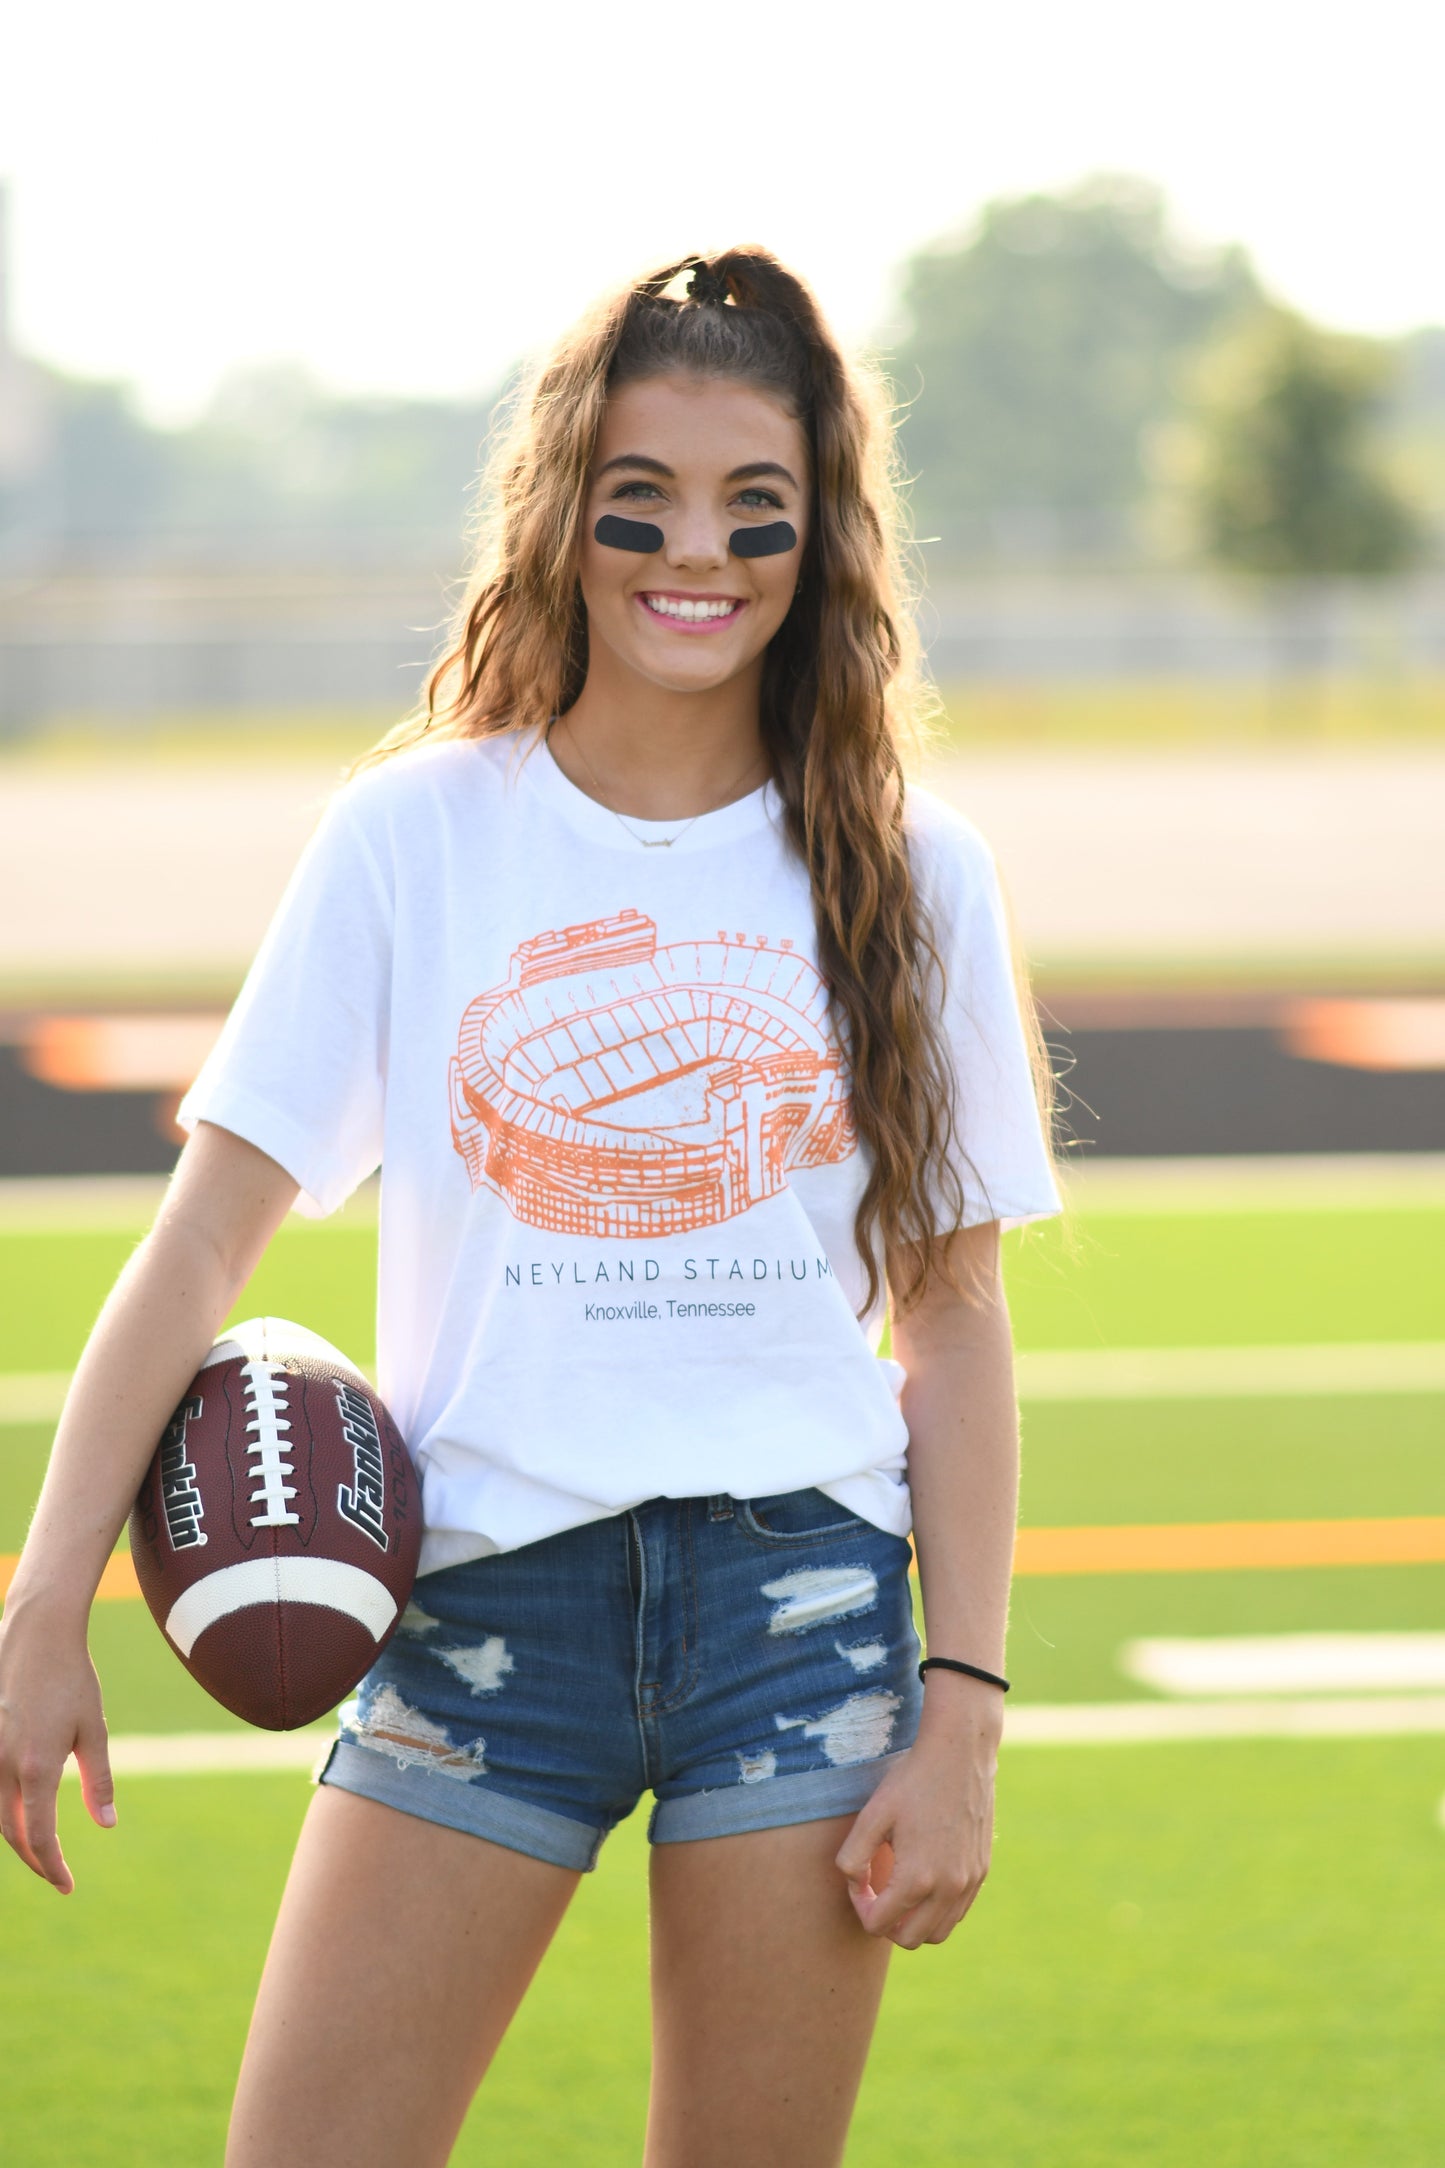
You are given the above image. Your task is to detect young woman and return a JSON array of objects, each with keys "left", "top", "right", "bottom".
[{"left": 0, "top": 250, "right": 1059, "bottom": 2167}]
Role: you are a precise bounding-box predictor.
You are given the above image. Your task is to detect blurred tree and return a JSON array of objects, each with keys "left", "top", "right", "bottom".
[
  {"left": 164, "top": 364, "right": 494, "bottom": 559},
  {"left": 890, "top": 173, "right": 1260, "bottom": 562},
  {"left": 0, "top": 357, "right": 497, "bottom": 570},
  {"left": 1177, "top": 306, "right": 1427, "bottom": 580},
  {"left": 1371, "top": 325, "right": 1445, "bottom": 543}
]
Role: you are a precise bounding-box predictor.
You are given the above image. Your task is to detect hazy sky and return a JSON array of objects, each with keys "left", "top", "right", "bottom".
[{"left": 4, "top": 0, "right": 1441, "bottom": 423}]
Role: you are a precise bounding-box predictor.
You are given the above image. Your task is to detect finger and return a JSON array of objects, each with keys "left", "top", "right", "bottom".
[
  {"left": 904, "top": 1875, "right": 986, "bottom": 1950},
  {"left": 75, "top": 1709, "right": 117, "bottom": 1831},
  {"left": 834, "top": 1795, "right": 894, "bottom": 1883},
  {"left": 18, "top": 1769, "right": 73, "bottom": 1895},
  {"left": 887, "top": 1904, "right": 939, "bottom": 1952},
  {"left": 943, "top": 1873, "right": 987, "bottom": 1933},
  {"left": 843, "top": 1835, "right": 896, "bottom": 1927},
  {"left": 890, "top": 1896, "right": 957, "bottom": 1950},
  {"left": 0, "top": 1771, "right": 48, "bottom": 1880},
  {"left": 855, "top": 1865, "right": 935, "bottom": 1942}
]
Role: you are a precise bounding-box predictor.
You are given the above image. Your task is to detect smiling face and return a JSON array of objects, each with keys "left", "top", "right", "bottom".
[{"left": 578, "top": 373, "right": 811, "bottom": 699}]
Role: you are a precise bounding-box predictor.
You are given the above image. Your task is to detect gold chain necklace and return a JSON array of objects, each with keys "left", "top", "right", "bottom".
[{"left": 552, "top": 718, "right": 766, "bottom": 850}]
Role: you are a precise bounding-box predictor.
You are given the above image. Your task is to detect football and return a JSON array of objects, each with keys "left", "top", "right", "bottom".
[{"left": 129, "top": 1317, "right": 421, "bottom": 1730}]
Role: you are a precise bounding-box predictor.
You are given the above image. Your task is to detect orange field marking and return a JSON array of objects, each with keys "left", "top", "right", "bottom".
[
  {"left": 5, "top": 1517, "right": 1445, "bottom": 1607},
  {"left": 0, "top": 1552, "right": 142, "bottom": 1603},
  {"left": 94, "top": 1552, "right": 143, "bottom": 1599},
  {"left": 1011, "top": 1517, "right": 1445, "bottom": 1575}
]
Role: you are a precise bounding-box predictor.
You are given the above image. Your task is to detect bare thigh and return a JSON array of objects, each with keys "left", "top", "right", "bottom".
[
  {"left": 645, "top": 1814, "right": 893, "bottom": 2168},
  {"left": 226, "top": 1786, "right": 581, "bottom": 2168}
]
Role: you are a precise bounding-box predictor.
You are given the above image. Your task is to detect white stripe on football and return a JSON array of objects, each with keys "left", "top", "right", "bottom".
[
  {"left": 201, "top": 1316, "right": 369, "bottom": 1380},
  {"left": 164, "top": 1556, "right": 400, "bottom": 1658}
]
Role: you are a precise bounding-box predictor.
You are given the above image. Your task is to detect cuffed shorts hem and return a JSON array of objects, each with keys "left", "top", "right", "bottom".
[
  {"left": 648, "top": 1747, "right": 908, "bottom": 1846},
  {"left": 316, "top": 1490, "right": 922, "bottom": 1874},
  {"left": 317, "top": 1739, "right": 607, "bottom": 1873}
]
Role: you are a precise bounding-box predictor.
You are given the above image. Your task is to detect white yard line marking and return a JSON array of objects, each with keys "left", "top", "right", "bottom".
[
  {"left": 1121, "top": 1633, "right": 1445, "bottom": 1696},
  {"left": 0, "top": 1373, "right": 72, "bottom": 1424},
  {"left": 58, "top": 1698, "right": 1445, "bottom": 1775},
  {"left": 1, "top": 1159, "right": 1439, "bottom": 1235},
  {"left": 1016, "top": 1341, "right": 1445, "bottom": 1399},
  {"left": 1057, "top": 1152, "right": 1445, "bottom": 1215},
  {"left": 6, "top": 1341, "right": 1442, "bottom": 1430},
  {"left": 0, "top": 1175, "right": 171, "bottom": 1230},
  {"left": 1004, "top": 1696, "right": 1445, "bottom": 1744},
  {"left": 60, "top": 1732, "right": 335, "bottom": 1776},
  {"left": 0, "top": 1173, "right": 380, "bottom": 1233}
]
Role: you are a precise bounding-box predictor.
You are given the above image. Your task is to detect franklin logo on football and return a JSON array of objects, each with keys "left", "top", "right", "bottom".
[{"left": 335, "top": 1382, "right": 390, "bottom": 1551}]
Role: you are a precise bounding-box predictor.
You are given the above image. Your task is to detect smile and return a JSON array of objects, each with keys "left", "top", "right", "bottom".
[{"left": 639, "top": 593, "right": 745, "bottom": 627}]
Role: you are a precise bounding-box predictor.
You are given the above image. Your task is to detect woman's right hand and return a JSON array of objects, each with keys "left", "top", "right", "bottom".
[{"left": 0, "top": 1603, "right": 116, "bottom": 1895}]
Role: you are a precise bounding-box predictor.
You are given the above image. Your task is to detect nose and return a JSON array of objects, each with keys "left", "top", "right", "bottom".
[{"left": 665, "top": 504, "right": 729, "bottom": 572}]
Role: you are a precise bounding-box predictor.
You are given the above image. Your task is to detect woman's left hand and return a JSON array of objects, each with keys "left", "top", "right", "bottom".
[{"left": 834, "top": 1684, "right": 1004, "bottom": 1949}]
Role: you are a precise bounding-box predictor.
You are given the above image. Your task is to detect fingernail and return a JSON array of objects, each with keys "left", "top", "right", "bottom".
[{"left": 99, "top": 1805, "right": 117, "bottom": 1828}]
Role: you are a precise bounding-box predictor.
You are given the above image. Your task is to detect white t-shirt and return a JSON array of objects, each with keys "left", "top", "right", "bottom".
[{"left": 179, "top": 732, "right": 1060, "bottom": 1574}]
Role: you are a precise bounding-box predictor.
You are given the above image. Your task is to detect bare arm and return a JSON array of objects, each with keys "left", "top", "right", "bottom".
[
  {"left": 0, "top": 1122, "right": 299, "bottom": 1893},
  {"left": 835, "top": 1220, "right": 1018, "bottom": 1948}
]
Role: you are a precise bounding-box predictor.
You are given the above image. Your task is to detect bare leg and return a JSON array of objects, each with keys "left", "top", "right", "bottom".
[
  {"left": 227, "top": 1786, "right": 581, "bottom": 2168},
  {"left": 644, "top": 1815, "right": 892, "bottom": 2168}
]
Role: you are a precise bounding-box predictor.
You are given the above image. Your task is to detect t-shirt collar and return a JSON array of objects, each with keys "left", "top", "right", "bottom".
[{"left": 521, "top": 736, "right": 781, "bottom": 854}]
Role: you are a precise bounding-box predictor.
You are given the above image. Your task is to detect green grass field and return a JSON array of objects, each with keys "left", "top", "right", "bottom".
[
  {"left": 4, "top": 1205, "right": 1440, "bottom": 1375},
  {"left": 2, "top": 1193, "right": 1443, "bottom": 2163},
  {"left": 7, "top": 1743, "right": 1441, "bottom": 2168},
  {"left": 934, "top": 674, "right": 1445, "bottom": 750}
]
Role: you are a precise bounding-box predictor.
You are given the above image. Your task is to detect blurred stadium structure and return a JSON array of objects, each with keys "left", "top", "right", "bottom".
[{"left": 2, "top": 996, "right": 1443, "bottom": 1180}]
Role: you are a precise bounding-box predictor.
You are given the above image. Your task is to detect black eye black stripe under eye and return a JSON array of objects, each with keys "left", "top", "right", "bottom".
[
  {"left": 595, "top": 515, "right": 664, "bottom": 552},
  {"left": 728, "top": 521, "right": 797, "bottom": 558},
  {"left": 592, "top": 515, "right": 799, "bottom": 558}
]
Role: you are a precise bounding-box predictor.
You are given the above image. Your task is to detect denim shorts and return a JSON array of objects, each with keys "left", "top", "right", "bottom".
[{"left": 317, "top": 1488, "right": 923, "bottom": 1872}]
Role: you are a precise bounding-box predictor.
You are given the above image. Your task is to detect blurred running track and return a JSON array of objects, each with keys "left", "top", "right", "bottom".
[{"left": 1, "top": 747, "right": 1442, "bottom": 980}]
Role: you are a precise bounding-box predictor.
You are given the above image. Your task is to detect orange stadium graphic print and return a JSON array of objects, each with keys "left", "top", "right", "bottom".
[{"left": 448, "top": 909, "right": 855, "bottom": 1238}]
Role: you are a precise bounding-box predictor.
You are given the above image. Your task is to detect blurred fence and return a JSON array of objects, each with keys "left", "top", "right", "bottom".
[
  {"left": 4, "top": 570, "right": 1445, "bottom": 731},
  {"left": 0, "top": 572, "right": 445, "bottom": 732},
  {"left": 923, "top": 574, "right": 1445, "bottom": 682}
]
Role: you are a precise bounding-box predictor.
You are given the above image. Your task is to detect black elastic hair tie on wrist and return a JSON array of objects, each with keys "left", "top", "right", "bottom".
[{"left": 918, "top": 1656, "right": 1011, "bottom": 1692}]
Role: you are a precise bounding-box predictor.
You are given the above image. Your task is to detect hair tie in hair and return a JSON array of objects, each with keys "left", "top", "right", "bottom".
[{"left": 686, "top": 261, "right": 731, "bottom": 307}]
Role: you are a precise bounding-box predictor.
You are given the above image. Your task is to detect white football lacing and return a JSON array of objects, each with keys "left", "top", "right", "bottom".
[{"left": 242, "top": 1361, "right": 300, "bottom": 1527}]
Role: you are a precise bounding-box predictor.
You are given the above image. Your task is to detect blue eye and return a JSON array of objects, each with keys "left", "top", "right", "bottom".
[
  {"left": 613, "top": 480, "right": 662, "bottom": 502},
  {"left": 736, "top": 487, "right": 784, "bottom": 510}
]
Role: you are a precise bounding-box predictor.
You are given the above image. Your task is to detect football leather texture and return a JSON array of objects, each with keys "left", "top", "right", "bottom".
[{"left": 129, "top": 1318, "right": 421, "bottom": 1730}]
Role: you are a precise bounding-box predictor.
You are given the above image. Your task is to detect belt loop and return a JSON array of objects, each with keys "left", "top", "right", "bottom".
[{"left": 707, "top": 1494, "right": 734, "bottom": 1522}]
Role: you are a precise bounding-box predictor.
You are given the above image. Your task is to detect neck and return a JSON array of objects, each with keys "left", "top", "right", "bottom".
[{"left": 554, "top": 653, "right": 769, "bottom": 821}]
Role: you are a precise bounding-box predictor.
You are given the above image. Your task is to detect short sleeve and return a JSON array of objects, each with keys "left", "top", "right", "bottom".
[
  {"left": 177, "top": 787, "right": 392, "bottom": 1217},
  {"left": 910, "top": 793, "right": 1061, "bottom": 1232}
]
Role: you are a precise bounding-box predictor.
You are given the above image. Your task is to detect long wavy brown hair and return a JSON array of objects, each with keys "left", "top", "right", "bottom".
[{"left": 354, "top": 246, "right": 1049, "bottom": 1313}]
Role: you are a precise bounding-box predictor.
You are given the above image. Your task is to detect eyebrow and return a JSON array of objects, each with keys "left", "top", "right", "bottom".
[{"left": 596, "top": 453, "right": 800, "bottom": 488}]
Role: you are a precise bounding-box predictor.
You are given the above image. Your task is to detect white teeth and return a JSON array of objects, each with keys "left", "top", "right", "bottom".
[{"left": 643, "top": 595, "right": 738, "bottom": 622}]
